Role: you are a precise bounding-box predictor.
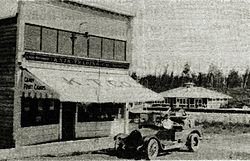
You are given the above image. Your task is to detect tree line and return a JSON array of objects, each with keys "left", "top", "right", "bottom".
[{"left": 131, "top": 63, "right": 250, "bottom": 93}]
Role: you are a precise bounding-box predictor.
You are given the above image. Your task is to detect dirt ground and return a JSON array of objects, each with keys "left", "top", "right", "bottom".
[{"left": 20, "top": 133, "right": 250, "bottom": 160}]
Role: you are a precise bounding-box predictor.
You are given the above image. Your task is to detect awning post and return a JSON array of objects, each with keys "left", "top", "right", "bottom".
[
  {"left": 59, "top": 102, "right": 62, "bottom": 140},
  {"left": 124, "top": 103, "right": 130, "bottom": 134}
]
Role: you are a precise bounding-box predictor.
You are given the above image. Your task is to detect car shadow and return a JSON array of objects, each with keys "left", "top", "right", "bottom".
[
  {"left": 91, "top": 148, "right": 117, "bottom": 156},
  {"left": 90, "top": 148, "right": 144, "bottom": 160},
  {"left": 158, "top": 148, "right": 191, "bottom": 156},
  {"left": 90, "top": 148, "right": 191, "bottom": 159}
]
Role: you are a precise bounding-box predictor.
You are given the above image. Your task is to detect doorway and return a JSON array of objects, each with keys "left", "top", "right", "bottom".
[{"left": 62, "top": 102, "right": 76, "bottom": 141}]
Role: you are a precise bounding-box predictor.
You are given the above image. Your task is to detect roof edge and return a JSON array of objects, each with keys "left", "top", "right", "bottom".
[{"left": 61, "top": 0, "right": 135, "bottom": 17}]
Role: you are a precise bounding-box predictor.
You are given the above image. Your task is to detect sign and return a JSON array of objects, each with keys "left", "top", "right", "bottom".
[
  {"left": 22, "top": 72, "right": 46, "bottom": 91},
  {"left": 21, "top": 70, "right": 60, "bottom": 99},
  {"left": 24, "top": 52, "right": 130, "bottom": 69}
]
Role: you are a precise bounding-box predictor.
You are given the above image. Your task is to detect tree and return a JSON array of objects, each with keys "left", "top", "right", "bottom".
[
  {"left": 197, "top": 72, "right": 208, "bottom": 87},
  {"left": 207, "top": 64, "right": 224, "bottom": 89},
  {"left": 226, "top": 69, "right": 242, "bottom": 88},
  {"left": 182, "top": 63, "right": 191, "bottom": 84},
  {"left": 242, "top": 68, "right": 249, "bottom": 88}
]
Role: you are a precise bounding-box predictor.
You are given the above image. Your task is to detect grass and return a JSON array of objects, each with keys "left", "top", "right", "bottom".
[{"left": 196, "top": 120, "right": 250, "bottom": 135}]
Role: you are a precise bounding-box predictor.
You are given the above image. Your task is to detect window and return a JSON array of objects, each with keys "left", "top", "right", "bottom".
[
  {"left": 24, "top": 24, "right": 127, "bottom": 62},
  {"left": 58, "top": 31, "right": 72, "bottom": 55},
  {"left": 24, "top": 25, "right": 41, "bottom": 51},
  {"left": 102, "top": 38, "right": 114, "bottom": 60},
  {"left": 74, "top": 34, "right": 88, "bottom": 57},
  {"left": 21, "top": 97, "right": 60, "bottom": 127},
  {"left": 114, "top": 40, "right": 126, "bottom": 61},
  {"left": 41, "top": 28, "right": 57, "bottom": 53},
  {"left": 78, "top": 103, "right": 123, "bottom": 122},
  {"left": 89, "top": 36, "right": 101, "bottom": 58}
]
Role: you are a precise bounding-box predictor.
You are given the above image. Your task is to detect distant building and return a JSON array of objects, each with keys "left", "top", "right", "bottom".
[{"left": 160, "top": 83, "right": 232, "bottom": 109}]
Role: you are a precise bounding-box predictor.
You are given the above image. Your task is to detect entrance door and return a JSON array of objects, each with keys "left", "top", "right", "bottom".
[{"left": 62, "top": 102, "right": 76, "bottom": 141}]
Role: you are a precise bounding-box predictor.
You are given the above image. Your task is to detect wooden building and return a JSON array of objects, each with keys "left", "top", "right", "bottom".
[
  {"left": 160, "top": 83, "right": 232, "bottom": 109},
  {"left": 0, "top": 1, "right": 163, "bottom": 149}
]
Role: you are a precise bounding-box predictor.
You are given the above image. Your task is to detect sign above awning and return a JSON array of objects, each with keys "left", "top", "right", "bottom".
[{"left": 21, "top": 68, "right": 164, "bottom": 103}]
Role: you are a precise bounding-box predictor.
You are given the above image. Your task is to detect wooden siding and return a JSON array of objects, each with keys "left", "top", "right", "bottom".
[
  {"left": 0, "top": 17, "right": 17, "bottom": 148},
  {"left": 76, "top": 121, "right": 111, "bottom": 138},
  {"left": 16, "top": 124, "right": 59, "bottom": 146}
]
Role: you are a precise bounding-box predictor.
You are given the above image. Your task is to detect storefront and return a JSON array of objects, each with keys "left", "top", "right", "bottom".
[
  {"left": 16, "top": 66, "right": 162, "bottom": 145},
  {"left": 0, "top": 1, "right": 163, "bottom": 148}
]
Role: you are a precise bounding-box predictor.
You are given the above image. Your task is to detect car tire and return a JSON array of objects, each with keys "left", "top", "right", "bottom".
[
  {"left": 115, "top": 140, "right": 124, "bottom": 158},
  {"left": 146, "top": 138, "right": 159, "bottom": 160},
  {"left": 187, "top": 133, "right": 200, "bottom": 152}
]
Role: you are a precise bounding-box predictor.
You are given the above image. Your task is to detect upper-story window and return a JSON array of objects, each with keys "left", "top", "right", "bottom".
[
  {"left": 24, "top": 24, "right": 127, "bottom": 61},
  {"left": 24, "top": 25, "right": 40, "bottom": 51},
  {"left": 42, "top": 28, "right": 57, "bottom": 53},
  {"left": 58, "top": 30, "right": 72, "bottom": 55}
]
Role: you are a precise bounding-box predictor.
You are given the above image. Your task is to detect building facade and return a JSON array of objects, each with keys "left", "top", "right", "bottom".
[
  {"left": 160, "top": 83, "right": 232, "bottom": 109},
  {"left": 0, "top": 1, "right": 163, "bottom": 148}
]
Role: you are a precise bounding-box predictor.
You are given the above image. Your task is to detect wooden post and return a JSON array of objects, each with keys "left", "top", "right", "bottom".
[
  {"left": 75, "top": 103, "right": 78, "bottom": 138},
  {"left": 124, "top": 103, "right": 130, "bottom": 134},
  {"left": 59, "top": 102, "right": 62, "bottom": 140}
]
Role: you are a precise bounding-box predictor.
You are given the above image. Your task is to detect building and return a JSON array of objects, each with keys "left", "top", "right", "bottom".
[
  {"left": 0, "top": 0, "right": 163, "bottom": 149},
  {"left": 160, "top": 83, "right": 232, "bottom": 109}
]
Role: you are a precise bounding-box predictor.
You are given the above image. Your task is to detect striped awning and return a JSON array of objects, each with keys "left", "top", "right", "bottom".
[{"left": 21, "top": 68, "right": 164, "bottom": 103}]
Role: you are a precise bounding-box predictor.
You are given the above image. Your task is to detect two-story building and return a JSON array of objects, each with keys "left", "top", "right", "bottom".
[{"left": 0, "top": 0, "right": 163, "bottom": 149}]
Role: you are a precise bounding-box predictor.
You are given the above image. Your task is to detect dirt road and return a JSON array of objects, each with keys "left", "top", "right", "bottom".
[{"left": 22, "top": 133, "right": 250, "bottom": 160}]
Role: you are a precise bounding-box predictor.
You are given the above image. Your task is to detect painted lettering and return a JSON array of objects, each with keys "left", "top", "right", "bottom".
[
  {"left": 23, "top": 84, "right": 33, "bottom": 90},
  {"left": 87, "top": 79, "right": 101, "bottom": 87},
  {"left": 24, "top": 52, "right": 130, "bottom": 69},
  {"left": 62, "top": 77, "right": 82, "bottom": 86},
  {"left": 24, "top": 77, "right": 34, "bottom": 83},
  {"left": 34, "top": 84, "right": 46, "bottom": 90}
]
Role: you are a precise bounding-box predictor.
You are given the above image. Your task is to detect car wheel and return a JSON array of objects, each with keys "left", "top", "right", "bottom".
[
  {"left": 146, "top": 138, "right": 159, "bottom": 160},
  {"left": 187, "top": 133, "right": 200, "bottom": 152}
]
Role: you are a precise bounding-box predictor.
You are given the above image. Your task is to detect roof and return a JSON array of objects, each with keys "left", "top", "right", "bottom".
[
  {"left": 64, "top": 0, "right": 135, "bottom": 17},
  {"left": 22, "top": 67, "right": 164, "bottom": 103},
  {"left": 160, "top": 86, "right": 232, "bottom": 99},
  {"left": 0, "top": 0, "right": 134, "bottom": 21}
]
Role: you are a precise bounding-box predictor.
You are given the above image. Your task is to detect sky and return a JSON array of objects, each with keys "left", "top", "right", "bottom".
[
  {"left": 1, "top": 0, "right": 250, "bottom": 76},
  {"left": 131, "top": 0, "right": 250, "bottom": 76}
]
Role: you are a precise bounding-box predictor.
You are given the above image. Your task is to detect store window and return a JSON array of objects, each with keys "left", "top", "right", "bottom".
[
  {"left": 41, "top": 28, "right": 57, "bottom": 53},
  {"left": 78, "top": 103, "right": 123, "bottom": 122},
  {"left": 24, "top": 24, "right": 41, "bottom": 51},
  {"left": 74, "top": 33, "right": 88, "bottom": 57},
  {"left": 114, "top": 40, "right": 126, "bottom": 61},
  {"left": 58, "top": 30, "right": 72, "bottom": 55},
  {"left": 21, "top": 97, "right": 60, "bottom": 127},
  {"left": 89, "top": 36, "right": 101, "bottom": 59},
  {"left": 102, "top": 38, "right": 114, "bottom": 60},
  {"left": 24, "top": 24, "right": 127, "bottom": 62}
]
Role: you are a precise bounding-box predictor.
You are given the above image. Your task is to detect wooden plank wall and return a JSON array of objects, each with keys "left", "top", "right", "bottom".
[{"left": 0, "top": 16, "right": 17, "bottom": 148}]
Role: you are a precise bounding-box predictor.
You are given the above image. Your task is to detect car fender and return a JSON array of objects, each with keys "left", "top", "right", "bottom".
[
  {"left": 114, "top": 133, "right": 128, "bottom": 141},
  {"left": 185, "top": 129, "right": 202, "bottom": 142},
  {"left": 142, "top": 135, "right": 163, "bottom": 150}
]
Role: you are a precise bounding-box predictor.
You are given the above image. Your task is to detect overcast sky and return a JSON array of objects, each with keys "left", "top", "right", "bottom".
[
  {"left": 131, "top": 0, "right": 250, "bottom": 76},
  {"left": 1, "top": 0, "right": 250, "bottom": 76}
]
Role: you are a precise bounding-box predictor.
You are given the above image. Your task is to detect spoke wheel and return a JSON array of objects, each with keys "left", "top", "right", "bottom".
[
  {"left": 187, "top": 133, "right": 200, "bottom": 152},
  {"left": 146, "top": 138, "right": 159, "bottom": 160}
]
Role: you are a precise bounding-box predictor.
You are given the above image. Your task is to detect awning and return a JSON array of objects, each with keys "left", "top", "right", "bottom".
[{"left": 21, "top": 68, "right": 164, "bottom": 103}]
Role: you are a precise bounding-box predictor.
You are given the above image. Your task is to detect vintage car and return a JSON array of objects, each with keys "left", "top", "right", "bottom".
[{"left": 114, "top": 108, "right": 202, "bottom": 160}]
